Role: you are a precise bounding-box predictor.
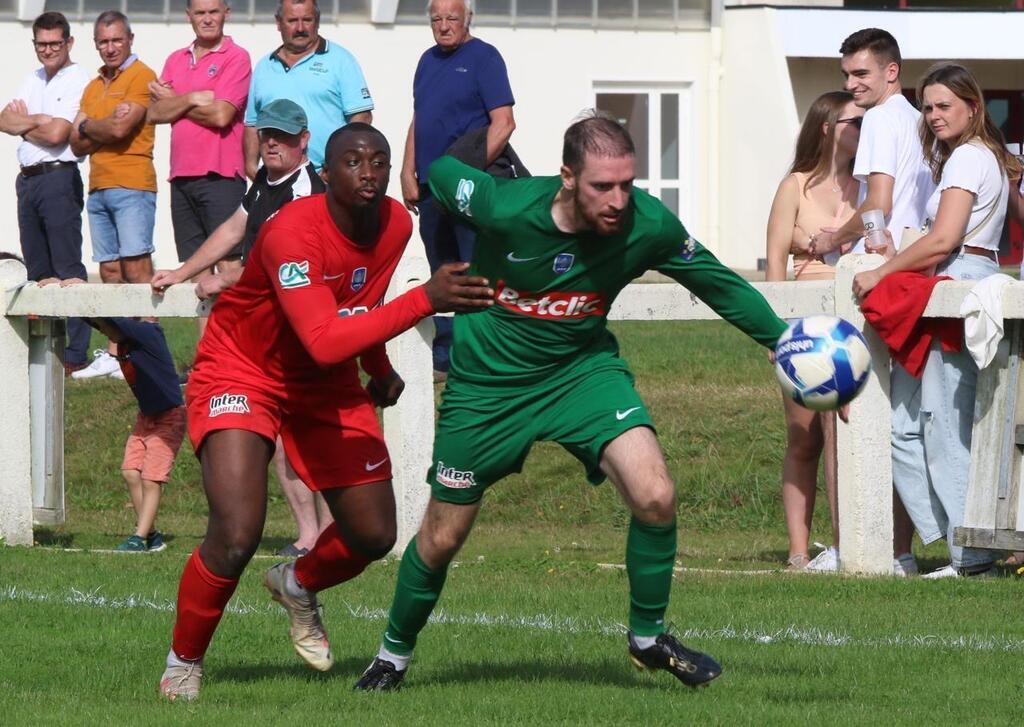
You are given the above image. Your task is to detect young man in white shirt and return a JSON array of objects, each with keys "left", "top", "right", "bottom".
[
  {"left": 0, "top": 12, "right": 92, "bottom": 373},
  {"left": 812, "top": 28, "right": 937, "bottom": 576}
]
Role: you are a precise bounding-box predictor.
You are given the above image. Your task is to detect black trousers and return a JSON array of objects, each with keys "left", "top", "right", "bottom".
[{"left": 16, "top": 164, "right": 90, "bottom": 365}]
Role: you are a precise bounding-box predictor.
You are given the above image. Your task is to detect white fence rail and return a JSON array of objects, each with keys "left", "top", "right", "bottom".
[{"left": 3, "top": 255, "right": 1022, "bottom": 573}]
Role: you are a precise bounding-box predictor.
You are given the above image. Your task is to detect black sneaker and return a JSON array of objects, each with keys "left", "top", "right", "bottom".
[
  {"left": 353, "top": 657, "right": 406, "bottom": 691},
  {"left": 146, "top": 530, "right": 167, "bottom": 552},
  {"left": 628, "top": 631, "right": 722, "bottom": 688}
]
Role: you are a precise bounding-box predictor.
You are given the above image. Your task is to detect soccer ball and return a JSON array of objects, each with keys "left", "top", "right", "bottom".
[{"left": 774, "top": 316, "right": 871, "bottom": 411}]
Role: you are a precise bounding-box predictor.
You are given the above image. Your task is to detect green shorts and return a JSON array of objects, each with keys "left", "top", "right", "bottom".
[{"left": 428, "top": 358, "right": 655, "bottom": 504}]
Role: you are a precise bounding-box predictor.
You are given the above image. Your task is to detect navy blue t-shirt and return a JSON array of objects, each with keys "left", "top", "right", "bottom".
[
  {"left": 107, "top": 318, "right": 184, "bottom": 417},
  {"left": 413, "top": 38, "right": 515, "bottom": 181}
]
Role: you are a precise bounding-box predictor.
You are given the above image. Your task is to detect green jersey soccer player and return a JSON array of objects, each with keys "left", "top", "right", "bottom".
[{"left": 356, "top": 115, "right": 788, "bottom": 690}]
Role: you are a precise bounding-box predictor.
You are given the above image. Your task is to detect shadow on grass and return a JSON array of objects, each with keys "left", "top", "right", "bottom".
[
  {"left": 214, "top": 657, "right": 364, "bottom": 684},
  {"left": 34, "top": 528, "right": 75, "bottom": 548},
  {"left": 260, "top": 536, "right": 296, "bottom": 555},
  {"left": 214, "top": 656, "right": 677, "bottom": 691}
]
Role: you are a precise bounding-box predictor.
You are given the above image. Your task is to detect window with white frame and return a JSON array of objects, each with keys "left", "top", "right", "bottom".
[{"left": 594, "top": 84, "right": 691, "bottom": 224}]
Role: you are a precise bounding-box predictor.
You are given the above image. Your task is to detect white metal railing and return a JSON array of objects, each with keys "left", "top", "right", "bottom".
[{"left": 2, "top": 255, "right": 1021, "bottom": 572}]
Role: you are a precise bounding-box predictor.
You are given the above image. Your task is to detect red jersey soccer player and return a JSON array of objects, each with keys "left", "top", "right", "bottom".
[{"left": 159, "top": 123, "right": 493, "bottom": 701}]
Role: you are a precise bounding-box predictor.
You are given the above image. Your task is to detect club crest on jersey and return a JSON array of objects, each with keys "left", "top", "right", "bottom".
[
  {"left": 278, "top": 260, "right": 310, "bottom": 289},
  {"left": 209, "top": 393, "right": 250, "bottom": 418},
  {"left": 455, "top": 178, "right": 475, "bottom": 217},
  {"left": 552, "top": 253, "right": 575, "bottom": 274},
  {"left": 207, "top": 64, "right": 218, "bottom": 77},
  {"left": 351, "top": 267, "right": 367, "bottom": 291}
]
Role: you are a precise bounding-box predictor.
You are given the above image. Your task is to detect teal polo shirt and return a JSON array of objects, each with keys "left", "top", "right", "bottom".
[{"left": 244, "top": 38, "right": 374, "bottom": 169}]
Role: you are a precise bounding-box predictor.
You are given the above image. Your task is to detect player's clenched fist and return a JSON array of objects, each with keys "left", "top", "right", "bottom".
[
  {"left": 367, "top": 370, "right": 405, "bottom": 408},
  {"left": 424, "top": 262, "right": 494, "bottom": 313}
]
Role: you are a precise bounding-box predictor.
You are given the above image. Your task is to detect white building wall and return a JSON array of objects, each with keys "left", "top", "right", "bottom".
[
  {"left": 719, "top": 6, "right": 798, "bottom": 269},
  {"left": 0, "top": 19, "right": 714, "bottom": 269}
]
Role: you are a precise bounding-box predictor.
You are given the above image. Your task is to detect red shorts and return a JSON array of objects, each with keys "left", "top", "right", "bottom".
[
  {"left": 122, "top": 406, "right": 187, "bottom": 483},
  {"left": 186, "top": 371, "right": 392, "bottom": 491}
]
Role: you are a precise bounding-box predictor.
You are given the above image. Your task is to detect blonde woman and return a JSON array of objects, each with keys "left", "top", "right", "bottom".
[
  {"left": 766, "top": 91, "right": 863, "bottom": 570},
  {"left": 853, "top": 63, "right": 1020, "bottom": 577}
]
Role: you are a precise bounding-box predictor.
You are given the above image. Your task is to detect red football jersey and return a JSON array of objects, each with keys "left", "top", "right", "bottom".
[{"left": 194, "top": 194, "right": 429, "bottom": 390}]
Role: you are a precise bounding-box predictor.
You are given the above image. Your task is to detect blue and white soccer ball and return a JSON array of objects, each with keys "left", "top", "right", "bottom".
[{"left": 774, "top": 315, "right": 871, "bottom": 411}]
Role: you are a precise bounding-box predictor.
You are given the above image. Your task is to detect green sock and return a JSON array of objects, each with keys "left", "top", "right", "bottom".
[
  {"left": 380, "top": 536, "right": 449, "bottom": 656},
  {"left": 625, "top": 517, "right": 677, "bottom": 636}
]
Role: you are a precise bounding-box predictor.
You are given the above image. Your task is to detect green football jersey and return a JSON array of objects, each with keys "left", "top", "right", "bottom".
[{"left": 429, "top": 156, "right": 787, "bottom": 386}]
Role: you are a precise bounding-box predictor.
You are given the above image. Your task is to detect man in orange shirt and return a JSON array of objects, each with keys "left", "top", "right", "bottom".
[{"left": 69, "top": 10, "right": 158, "bottom": 379}]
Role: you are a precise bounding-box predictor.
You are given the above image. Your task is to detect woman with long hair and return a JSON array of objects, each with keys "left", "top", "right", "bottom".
[
  {"left": 853, "top": 62, "right": 1020, "bottom": 577},
  {"left": 766, "top": 91, "right": 863, "bottom": 570}
]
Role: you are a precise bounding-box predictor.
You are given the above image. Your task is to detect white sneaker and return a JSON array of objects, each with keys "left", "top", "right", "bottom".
[
  {"left": 71, "top": 350, "right": 120, "bottom": 380},
  {"left": 893, "top": 553, "right": 919, "bottom": 577},
  {"left": 921, "top": 564, "right": 959, "bottom": 579},
  {"left": 922, "top": 563, "right": 994, "bottom": 579},
  {"left": 110, "top": 365, "right": 125, "bottom": 380},
  {"left": 805, "top": 543, "right": 839, "bottom": 572}
]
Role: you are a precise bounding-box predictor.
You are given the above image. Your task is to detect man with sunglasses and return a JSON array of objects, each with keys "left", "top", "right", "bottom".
[{"left": 0, "top": 12, "right": 92, "bottom": 374}]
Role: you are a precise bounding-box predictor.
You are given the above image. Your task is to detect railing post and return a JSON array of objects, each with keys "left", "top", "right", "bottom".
[
  {"left": 384, "top": 254, "right": 434, "bottom": 554},
  {"left": 834, "top": 255, "right": 893, "bottom": 575},
  {"left": 29, "top": 317, "right": 65, "bottom": 526},
  {"left": 0, "top": 260, "right": 34, "bottom": 546}
]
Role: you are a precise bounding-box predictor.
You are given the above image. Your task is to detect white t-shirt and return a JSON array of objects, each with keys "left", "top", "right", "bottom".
[
  {"left": 853, "top": 93, "right": 935, "bottom": 251},
  {"left": 11, "top": 62, "right": 90, "bottom": 167},
  {"left": 924, "top": 140, "right": 1008, "bottom": 252}
]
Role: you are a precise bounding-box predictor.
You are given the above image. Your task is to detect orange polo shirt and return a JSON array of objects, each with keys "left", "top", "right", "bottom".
[{"left": 80, "top": 56, "right": 157, "bottom": 192}]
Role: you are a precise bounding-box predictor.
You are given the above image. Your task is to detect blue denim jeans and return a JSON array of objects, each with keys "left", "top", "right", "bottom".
[
  {"left": 891, "top": 362, "right": 943, "bottom": 544},
  {"left": 418, "top": 188, "right": 476, "bottom": 372},
  {"left": 87, "top": 187, "right": 156, "bottom": 262},
  {"left": 919, "top": 249, "right": 1000, "bottom": 569}
]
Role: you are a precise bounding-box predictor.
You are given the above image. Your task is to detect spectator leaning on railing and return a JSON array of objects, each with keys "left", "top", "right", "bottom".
[
  {"left": 852, "top": 62, "right": 1020, "bottom": 579},
  {"left": 810, "top": 28, "right": 936, "bottom": 576},
  {"left": 0, "top": 12, "right": 92, "bottom": 375}
]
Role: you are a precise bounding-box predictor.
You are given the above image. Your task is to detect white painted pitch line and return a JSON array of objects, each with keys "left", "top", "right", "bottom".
[
  {"left": 3, "top": 584, "right": 1023, "bottom": 654},
  {"left": 597, "top": 563, "right": 777, "bottom": 576},
  {"left": 48, "top": 547, "right": 288, "bottom": 559},
  {"left": 42, "top": 548, "right": 775, "bottom": 574}
]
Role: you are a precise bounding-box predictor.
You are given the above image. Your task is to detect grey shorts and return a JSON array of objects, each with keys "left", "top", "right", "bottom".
[{"left": 170, "top": 174, "right": 246, "bottom": 262}]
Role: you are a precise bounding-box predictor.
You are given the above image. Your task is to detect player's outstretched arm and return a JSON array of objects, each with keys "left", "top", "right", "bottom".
[
  {"left": 270, "top": 248, "right": 493, "bottom": 368},
  {"left": 657, "top": 239, "right": 788, "bottom": 349}
]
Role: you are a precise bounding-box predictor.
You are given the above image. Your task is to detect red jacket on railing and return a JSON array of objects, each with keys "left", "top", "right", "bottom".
[{"left": 860, "top": 271, "right": 962, "bottom": 378}]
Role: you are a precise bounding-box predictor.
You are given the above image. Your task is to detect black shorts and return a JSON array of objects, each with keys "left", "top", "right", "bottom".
[{"left": 170, "top": 174, "right": 246, "bottom": 262}]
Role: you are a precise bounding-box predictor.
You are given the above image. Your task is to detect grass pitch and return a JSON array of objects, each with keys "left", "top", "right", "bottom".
[{"left": 2, "top": 319, "right": 1021, "bottom": 724}]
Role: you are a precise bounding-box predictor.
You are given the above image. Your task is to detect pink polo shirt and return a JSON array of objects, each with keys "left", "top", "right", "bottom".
[{"left": 160, "top": 36, "right": 251, "bottom": 180}]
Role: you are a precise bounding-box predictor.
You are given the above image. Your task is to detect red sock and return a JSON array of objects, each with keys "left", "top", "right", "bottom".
[
  {"left": 171, "top": 549, "right": 239, "bottom": 661},
  {"left": 293, "top": 523, "right": 373, "bottom": 593}
]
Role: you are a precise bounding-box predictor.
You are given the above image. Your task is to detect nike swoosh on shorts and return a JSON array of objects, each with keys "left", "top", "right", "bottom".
[
  {"left": 365, "top": 458, "right": 389, "bottom": 471},
  {"left": 615, "top": 407, "right": 641, "bottom": 420}
]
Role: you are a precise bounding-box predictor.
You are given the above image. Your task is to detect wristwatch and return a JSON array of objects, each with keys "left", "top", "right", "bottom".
[{"left": 77, "top": 119, "right": 88, "bottom": 139}]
